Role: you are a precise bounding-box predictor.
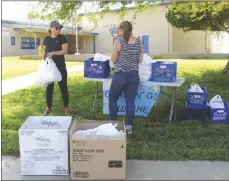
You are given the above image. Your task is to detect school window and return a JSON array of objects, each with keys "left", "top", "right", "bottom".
[
  {"left": 21, "top": 37, "right": 40, "bottom": 49},
  {"left": 11, "top": 37, "right": 16, "bottom": 45}
]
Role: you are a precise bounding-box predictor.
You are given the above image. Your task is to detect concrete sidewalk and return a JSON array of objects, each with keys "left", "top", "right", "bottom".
[
  {"left": 2, "top": 65, "right": 83, "bottom": 96},
  {"left": 2, "top": 156, "right": 229, "bottom": 180}
]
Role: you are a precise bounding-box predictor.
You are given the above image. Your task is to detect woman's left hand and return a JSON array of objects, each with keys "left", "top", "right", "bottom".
[{"left": 47, "top": 52, "right": 55, "bottom": 58}]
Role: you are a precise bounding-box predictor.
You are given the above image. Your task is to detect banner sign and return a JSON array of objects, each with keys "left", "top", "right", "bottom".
[{"left": 103, "top": 79, "right": 160, "bottom": 117}]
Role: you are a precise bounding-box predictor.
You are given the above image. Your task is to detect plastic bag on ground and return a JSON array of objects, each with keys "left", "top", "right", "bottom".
[
  {"left": 188, "top": 83, "right": 204, "bottom": 93},
  {"left": 209, "top": 95, "right": 225, "bottom": 109},
  {"left": 75, "top": 123, "right": 125, "bottom": 136},
  {"left": 43, "top": 58, "right": 62, "bottom": 84}
]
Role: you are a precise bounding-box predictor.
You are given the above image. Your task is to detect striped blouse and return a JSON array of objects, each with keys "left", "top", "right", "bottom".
[{"left": 114, "top": 37, "right": 141, "bottom": 72}]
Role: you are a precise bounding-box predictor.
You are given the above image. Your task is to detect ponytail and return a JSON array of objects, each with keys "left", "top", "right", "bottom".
[{"left": 119, "top": 21, "right": 132, "bottom": 43}]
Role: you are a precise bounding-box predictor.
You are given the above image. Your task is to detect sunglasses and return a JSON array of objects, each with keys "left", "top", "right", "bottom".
[{"left": 55, "top": 27, "right": 61, "bottom": 30}]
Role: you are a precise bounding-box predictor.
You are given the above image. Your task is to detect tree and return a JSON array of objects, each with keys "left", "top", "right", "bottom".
[
  {"left": 165, "top": 2, "right": 229, "bottom": 74},
  {"left": 165, "top": 1, "right": 229, "bottom": 32},
  {"left": 27, "top": 1, "right": 159, "bottom": 29}
]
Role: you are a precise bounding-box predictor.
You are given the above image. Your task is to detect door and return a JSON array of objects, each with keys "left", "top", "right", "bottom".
[{"left": 141, "top": 35, "right": 149, "bottom": 53}]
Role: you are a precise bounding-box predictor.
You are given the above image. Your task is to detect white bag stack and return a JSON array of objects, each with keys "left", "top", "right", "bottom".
[
  {"left": 188, "top": 83, "right": 204, "bottom": 93},
  {"left": 74, "top": 123, "right": 125, "bottom": 136},
  {"left": 139, "top": 54, "right": 154, "bottom": 81},
  {"left": 94, "top": 53, "right": 110, "bottom": 62},
  {"left": 209, "top": 95, "right": 225, "bottom": 109},
  {"left": 36, "top": 58, "right": 62, "bottom": 87}
]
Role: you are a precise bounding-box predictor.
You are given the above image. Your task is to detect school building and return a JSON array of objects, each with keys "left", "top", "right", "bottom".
[
  {"left": 2, "top": 3, "right": 229, "bottom": 57},
  {"left": 2, "top": 20, "right": 98, "bottom": 57}
]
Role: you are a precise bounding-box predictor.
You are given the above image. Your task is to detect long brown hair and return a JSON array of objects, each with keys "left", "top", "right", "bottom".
[{"left": 119, "top": 21, "right": 132, "bottom": 43}]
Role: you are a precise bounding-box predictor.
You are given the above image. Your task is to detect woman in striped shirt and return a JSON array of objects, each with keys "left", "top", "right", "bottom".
[{"left": 109, "top": 21, "right": 144, "bottom": 134}]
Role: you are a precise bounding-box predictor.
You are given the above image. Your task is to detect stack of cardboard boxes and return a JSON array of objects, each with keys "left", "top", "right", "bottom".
[{"left": 19, "top": 116, "right": 126, "bottom": 180}]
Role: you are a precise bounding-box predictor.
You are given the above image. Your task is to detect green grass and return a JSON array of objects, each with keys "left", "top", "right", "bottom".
[
  {"left": 2, "top": 59, "right": 229, "bottom": 160},
  {"left": 2, "top": 57, "right": 83, "bottom": 80}
]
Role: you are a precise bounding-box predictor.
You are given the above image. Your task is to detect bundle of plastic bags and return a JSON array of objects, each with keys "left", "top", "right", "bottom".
[
  {"left": 188, "top": 83, "right": 204, "bottom": 93},
  {"left": 36, "top": 58, "right": 62, "bottom": 87},
  {"left": 209, "top": 95, "right": 225, "bottom": 109},
  {"left": 139, "top": 54, "right": 154, "bottom": 81},
  {"left": 94, "top": 53, "right": 110, "bottom": 62},
  {"left": 75, "top": 123, "right": 125, "bottom": 136}
]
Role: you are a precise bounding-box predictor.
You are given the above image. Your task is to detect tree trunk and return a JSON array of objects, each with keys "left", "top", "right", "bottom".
[{"left": 222, "top": 60, "right": 229, "bottom": 76}]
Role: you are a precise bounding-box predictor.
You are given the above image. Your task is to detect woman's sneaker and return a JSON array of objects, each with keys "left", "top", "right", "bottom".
[
  {"left": 64, "top": 107, "right": 71, "bottom": 115},
  {"left": 126, "top": 125, "right": 132, "bottom": 134},
  {"left": 43, "top": 108, "right": 52, "bottom": 116}
]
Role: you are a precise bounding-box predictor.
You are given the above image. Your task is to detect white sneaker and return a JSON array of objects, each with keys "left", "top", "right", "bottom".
[{"left": 126, "top": 125, "right": 132, "bottom": 134}]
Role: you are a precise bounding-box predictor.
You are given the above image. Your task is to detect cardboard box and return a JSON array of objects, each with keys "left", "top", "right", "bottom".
[
  {"left": 69, "top": 120, "right": 126, "bottom": 180},
  {"left": 18, "top": 116, "right": 72, "bottom": 176}
]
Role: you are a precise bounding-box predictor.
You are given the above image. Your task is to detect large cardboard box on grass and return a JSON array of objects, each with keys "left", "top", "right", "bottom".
[
  {"left": 69, "top": 120, "right": 126, "bottom": 180},
  {"left": 19, "top": 116, "right": 72, "bottom": 176}
]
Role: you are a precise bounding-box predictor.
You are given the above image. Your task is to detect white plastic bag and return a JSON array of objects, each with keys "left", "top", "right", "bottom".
[
  {"left": 209, "top": 95, "right": 225, "bottom": 109},
  {"left": 43, "top": 58, "right": 62, "bottom": 84},
  {"left": 142, "top": 54, "right": 154, "bottom": 64},
  {"left": 75, "top": 123, "right": 125, "bottom": 136},
  {"left": 36, "top": 59, "right": 48, "bottom": 87},
  {"left": 94, "top": 53, "right": 110, "bottom": 62},
  {"left": 188, "top": 83, "right": 204, "bottom": 93},
  {"left": 139, "top": 54, "right": 154, "bottom": 81}
]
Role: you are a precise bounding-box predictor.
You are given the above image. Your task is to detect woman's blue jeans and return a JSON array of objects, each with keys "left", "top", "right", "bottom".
[{"left": 109, "top": 71, "right": 140, "bottom": 126}]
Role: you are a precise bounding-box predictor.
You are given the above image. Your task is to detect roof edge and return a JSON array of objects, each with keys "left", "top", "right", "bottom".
[{"left": 2, "top": 19, "right": 81, "bottom": 30}]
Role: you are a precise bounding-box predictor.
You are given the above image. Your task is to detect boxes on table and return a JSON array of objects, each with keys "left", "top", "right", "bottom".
[
  {"left": 150, "top": 61, "right": 177, "bottom": 82},
  {"left": 19, "top": 116, "right": 72, "bottom": 176},
  {"left": 209, "top": 100, "right": 229, "bottom": 124},
  {"left": 84, "top": 57, "right": 110, "bottom": 79},
  {"left": 185, "top": 86, "right": 208, "bottom": 121},
  {"left": 69, "top": 120, "right": 126, "bottom": 180}
]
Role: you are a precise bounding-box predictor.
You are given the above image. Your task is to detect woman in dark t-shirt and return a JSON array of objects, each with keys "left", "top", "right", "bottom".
[{"left": 42, "top": 20, "right": 70, "bottom": 115}]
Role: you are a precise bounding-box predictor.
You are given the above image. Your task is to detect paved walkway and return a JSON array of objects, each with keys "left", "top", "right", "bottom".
[
  {"left": 2, "top": 65, "right": 83, "bottom": 96},
  {"left": 2, "top": 156, "right": 229, "bottom": 180}
]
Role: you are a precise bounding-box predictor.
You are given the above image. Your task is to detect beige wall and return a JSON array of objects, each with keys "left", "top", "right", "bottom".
[
  {"left": 2, "top": 23, "right": 47, "bottom": 56},
  {"left": 80, "top": 6, "right": 170, "bottom": 54},
  {"left": 172, "top": 28, "right": 211, "bottom": 53},
  {"left": 67, "top": 35, "right": 76, "bottom": 53},
  {"left": 68, "top": 34, "right": 94, "bottom": 54},
  {"left": 80, "top": 6, "right": 229, "bottom": 54},
  {"left": 78, "top": 35, "right": 94, "bottom": 54},
  {"left": 210, "top": 32, "right": 229, "bottom": 53}
]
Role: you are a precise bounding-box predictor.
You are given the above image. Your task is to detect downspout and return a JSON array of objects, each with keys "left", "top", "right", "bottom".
[{"left": 166, "top": 4, "right": 170, "bottom": 54}]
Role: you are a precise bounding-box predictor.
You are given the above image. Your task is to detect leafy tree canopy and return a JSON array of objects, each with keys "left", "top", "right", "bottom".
[
  {"left": 27, "top": 1, "right": 162, "bottom": 29},
  {"left": 165, "top": 1, "right": 229, "bottom": 32}
]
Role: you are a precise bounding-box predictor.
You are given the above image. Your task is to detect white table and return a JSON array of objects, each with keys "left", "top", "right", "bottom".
[{"left": 85, "top": 77, "right": 185, "bottom": 125}]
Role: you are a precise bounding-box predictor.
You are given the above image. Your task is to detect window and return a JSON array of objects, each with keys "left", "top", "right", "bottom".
[
  {"left": 21, "top": 37, "right": 40, "bottom": 49},
  {"left": 11, "top": 37, "right": 15, "bottom": 45}
]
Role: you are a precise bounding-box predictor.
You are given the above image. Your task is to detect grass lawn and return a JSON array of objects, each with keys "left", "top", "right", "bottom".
[
  {"left": 2, "top": 59, "right": 229, "bottom": 160},
  {"left": 2, "top": 57, "right": 83, "bottom": 80}
]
